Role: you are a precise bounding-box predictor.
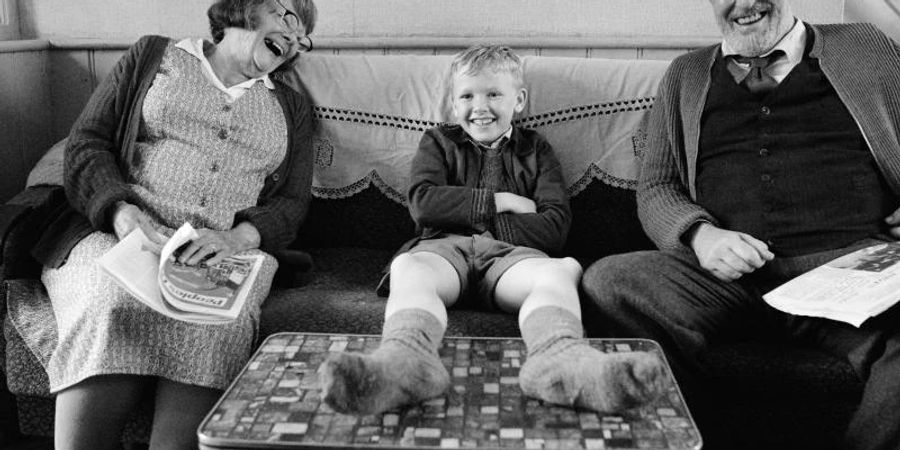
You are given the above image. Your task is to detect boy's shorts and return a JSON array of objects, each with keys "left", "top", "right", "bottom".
[{"left": 407, "top": 233, "right": 547, "bottom": 309}]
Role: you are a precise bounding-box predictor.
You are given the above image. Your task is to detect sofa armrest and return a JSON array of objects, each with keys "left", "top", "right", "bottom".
[{"left": 0, "top": 185, "right": 67, "bottom": 287}]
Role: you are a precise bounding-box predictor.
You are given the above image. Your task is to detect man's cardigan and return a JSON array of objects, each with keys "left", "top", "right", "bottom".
[{"left": 639, "top": 23, "right": 900, "bottom": 252}]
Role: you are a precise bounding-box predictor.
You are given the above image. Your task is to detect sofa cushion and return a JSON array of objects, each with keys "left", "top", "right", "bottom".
[{"left": 25, "top": 139, "right": 66, "bottom": 188}]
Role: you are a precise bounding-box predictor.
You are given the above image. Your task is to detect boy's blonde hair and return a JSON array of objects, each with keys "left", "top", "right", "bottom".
[{"left": 449, "top": 44, "right": 524, "bottom": 88}]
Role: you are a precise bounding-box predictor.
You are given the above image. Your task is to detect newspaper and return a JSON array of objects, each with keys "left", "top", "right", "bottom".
[
  {"left": 98, "top": 223, "right": 263, "bottom": 324},
  {"left": 763, "top": 242, "right": 900, "bottom": 327}
]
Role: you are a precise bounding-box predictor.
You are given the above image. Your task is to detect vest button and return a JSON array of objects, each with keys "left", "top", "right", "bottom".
[
  {"left": 223, "top": 105, "right": 232, "bottom": 112},
  {"left": 759, "top": 148, "right": 770, "bottom": 157},
  {"left": 761, "top": 106, "right": 771, "bottom": 115},
  {"left": 218, "top": 129, "right": 228, "bottom": 140},
  {"left": 272, "top": 173, "right": 281, "bottom": 182},
  {"left": 761, "top": 174, "right": 772, "bottom": 182}
]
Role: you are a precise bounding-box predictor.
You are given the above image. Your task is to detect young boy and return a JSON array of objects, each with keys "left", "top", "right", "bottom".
[{"left": 319, "top": 44, "right": 665, "bottom": 415}]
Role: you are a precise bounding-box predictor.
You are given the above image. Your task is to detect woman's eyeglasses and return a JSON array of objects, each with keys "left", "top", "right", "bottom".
[{"left": 274, "top": 0, "right": 313, "bottom": 52}]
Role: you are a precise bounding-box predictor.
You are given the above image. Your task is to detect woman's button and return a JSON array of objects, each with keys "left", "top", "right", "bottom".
[
  {"left": 218, "top": 129, "right": 228, "bottom": 140},
  {"left": 222, "top": 105, "right": 232, "bottom": 112}
]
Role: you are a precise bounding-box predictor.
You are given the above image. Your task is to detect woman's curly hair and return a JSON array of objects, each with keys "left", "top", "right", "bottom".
[{"left": 207, "top": 0, "right": 317, "bottom": 44}]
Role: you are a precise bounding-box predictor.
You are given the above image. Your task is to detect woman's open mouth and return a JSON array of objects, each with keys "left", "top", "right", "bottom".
[{"left": 264, "top": 38, "right": 285, "bottom": 57}]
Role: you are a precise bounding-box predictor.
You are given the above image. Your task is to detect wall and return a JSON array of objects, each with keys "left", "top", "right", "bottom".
[
  {"left": 0, "top": 41, "right": 52, "bottom": 203},
  {"left": 845, "top": 0, "right": 900, "bottom": 42},
  {"left": 19, "top": 0, "right": 844, "bottom": 56},
  {"left": 0, "top": 0, "right": 19, "bottom": 40}
]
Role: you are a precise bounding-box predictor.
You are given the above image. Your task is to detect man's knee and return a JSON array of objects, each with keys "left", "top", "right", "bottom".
[{"left": 583, "top": 252, "right": 649, "bottom": 292}]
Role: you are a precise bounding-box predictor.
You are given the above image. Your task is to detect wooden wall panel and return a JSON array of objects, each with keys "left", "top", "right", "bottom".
[
  {"left": 0, "top": 48, "right": 51, "bottom": 202},
  {"left": 19, "top": 0, "right": 844, "bottom": 44}
]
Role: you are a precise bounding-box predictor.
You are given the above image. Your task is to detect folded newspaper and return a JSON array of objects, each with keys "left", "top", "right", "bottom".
[
  {"left": 763, "top": 242, "right": 900, "bottom": 327},
  {"left": 98, "top": 222, "right": 263, "bottom": 324}
]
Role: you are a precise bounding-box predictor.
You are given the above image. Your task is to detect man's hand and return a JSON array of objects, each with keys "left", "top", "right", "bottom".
[
  {"left": 688, "top": 222, "right": 774, "bottom": 282},
  {"left": 494, "top": 192, "right": 536, "bottom": 214},
  {"left": 884, "top": 207, "right": 900, "bottom": 238},
  {"left": 176, "top": 222, "right": 262, "bottom": 266},
  {"left": 112, "top": 201, "right": 167, "bottom": 253}
]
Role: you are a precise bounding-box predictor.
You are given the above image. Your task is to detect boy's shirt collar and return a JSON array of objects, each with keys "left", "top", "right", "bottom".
[
  {"left": 442, "top": 124, "right": 528, "bottom": 156},
  {"left": 467, "top": 127, "right": 514, "bottom": 151}
]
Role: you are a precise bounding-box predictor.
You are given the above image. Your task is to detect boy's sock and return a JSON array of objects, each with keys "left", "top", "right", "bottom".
[
  {"left": 518, "top": 306, "right": 667, "bottom": 412},
  {"left": 319, "top": 308, "right": 450, "bottom": 415}
]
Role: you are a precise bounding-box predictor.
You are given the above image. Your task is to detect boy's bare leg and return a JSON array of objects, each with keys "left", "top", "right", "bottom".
[
  {"left": 496, "top": 257, "right": 667, "bottom": 412},
  {"left": 319, "top": 252, "right": 455, "bottom": 414}
]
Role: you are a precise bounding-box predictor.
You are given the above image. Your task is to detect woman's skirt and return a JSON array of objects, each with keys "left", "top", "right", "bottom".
[{"left": 11, "top": 231, "right": 277, "bottom": 393}]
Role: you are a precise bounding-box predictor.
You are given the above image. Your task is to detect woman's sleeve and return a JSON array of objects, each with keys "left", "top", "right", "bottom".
[
  {"left": 235, "top": 87, "right": 315, "bottom": 252},
  {"left": 63, "top": 36, "right": 151, "bottom": 232}
]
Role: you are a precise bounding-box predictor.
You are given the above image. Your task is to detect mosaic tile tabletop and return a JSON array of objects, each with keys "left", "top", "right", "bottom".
[{"left": 198, "top": 333, "right": 702, "bottom": 449}]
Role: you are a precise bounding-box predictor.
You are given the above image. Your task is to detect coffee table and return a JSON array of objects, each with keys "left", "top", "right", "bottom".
[{"left": 198, "top": 333, "right": 701, "bottom": 449}]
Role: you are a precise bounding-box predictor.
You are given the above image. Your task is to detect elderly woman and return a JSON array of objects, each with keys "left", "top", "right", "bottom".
[{"left": 10, "top": 0, "right": 318, "bottom": 448}]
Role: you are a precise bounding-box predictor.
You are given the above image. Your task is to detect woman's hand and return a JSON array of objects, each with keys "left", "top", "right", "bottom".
[
  {"left": 112, "top": 201, "right": 167, "bottom": 253},
  {"left": 177, "top": 222, "right": 262, "bottom": 266}
]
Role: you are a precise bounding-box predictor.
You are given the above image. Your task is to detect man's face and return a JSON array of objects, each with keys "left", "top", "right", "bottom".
[{"left": 709, "top": 0, "right": 794, "bottom": 56}]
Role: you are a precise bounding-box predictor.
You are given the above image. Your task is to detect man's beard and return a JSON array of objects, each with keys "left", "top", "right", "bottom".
[{"left": 722, "top": 26, "right": 783, "bottom": 56}]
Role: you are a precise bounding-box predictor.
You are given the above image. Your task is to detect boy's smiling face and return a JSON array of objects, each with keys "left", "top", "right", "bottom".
[{"left": 451, "top": 68, "right": 527, "bottom": 145}]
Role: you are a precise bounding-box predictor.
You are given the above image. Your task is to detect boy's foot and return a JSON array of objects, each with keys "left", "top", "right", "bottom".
[
  {"left": 319, "top": 308, "right": 450, "bottom": 415},
  {"left": 518, "top": 339, "right": 667, "bottom": 412},
  {"left": 319, "top": 341, "right": 450, "bottom": 415}
]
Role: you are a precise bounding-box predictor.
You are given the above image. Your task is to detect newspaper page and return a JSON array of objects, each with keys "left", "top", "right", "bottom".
[
  {"left": 763, "top": 242, "right": 900, "bottom": 327},
  {"left": 157, "top": 223, "right": 263, "bottom": 321},
  {"left": 98, "top": 227, "right": 231, "bottom": 324}
]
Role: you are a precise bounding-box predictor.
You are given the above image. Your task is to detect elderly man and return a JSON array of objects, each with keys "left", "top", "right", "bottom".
[{"left": 582, "top": 1, "right": 900, "bottom": 449}]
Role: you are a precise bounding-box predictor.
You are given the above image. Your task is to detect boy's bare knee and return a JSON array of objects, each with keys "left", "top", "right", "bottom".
[
  {"left": 389, "top": 252, "right": 418, "bottom": 274},
  {"left": 391, "top": 252, "right": 437, "bottom": 274},
  {"left": 558, "top": 256, "right": 583, "bottom": 277},
  {"left": 532, "top": 257, "right": 582, "bottom": 284}
]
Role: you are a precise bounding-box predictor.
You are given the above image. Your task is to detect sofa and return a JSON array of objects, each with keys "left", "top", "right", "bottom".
[{"left": 1, "top": 51, "right": 862, "bottom": 449}]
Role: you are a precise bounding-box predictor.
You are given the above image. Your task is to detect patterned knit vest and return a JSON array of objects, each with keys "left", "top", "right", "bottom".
[
  {"left": 696, "top": 50, "right": 896, "bottom": 256},
  {"left": 130, "top": 43, "right": 288, "bottom": 231}
]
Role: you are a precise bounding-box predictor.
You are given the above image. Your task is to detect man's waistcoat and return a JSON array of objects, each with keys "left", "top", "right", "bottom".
[{"left": 696, "top": 52, "right": 896, "bottom": 256}]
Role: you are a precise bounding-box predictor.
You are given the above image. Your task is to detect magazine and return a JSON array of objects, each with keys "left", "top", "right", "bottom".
[
  {"left": 763, "top": 242, "right": 900, "bottom": 327},
  {"left": 98, "top": 222, "right": 263, "bottom": 324}
]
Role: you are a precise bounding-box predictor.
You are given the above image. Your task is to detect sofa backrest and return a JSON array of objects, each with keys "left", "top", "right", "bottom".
[{"left": 283, "top": 54, "right": 668, "bottom": 259}]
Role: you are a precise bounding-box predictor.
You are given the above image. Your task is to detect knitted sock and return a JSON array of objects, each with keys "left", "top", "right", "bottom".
[
  {"left": 518, "top": 306, "right": 667, "bottom": 412},
  {"left": 319, "top": 308, "right": 450, "bottom": 415}
]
